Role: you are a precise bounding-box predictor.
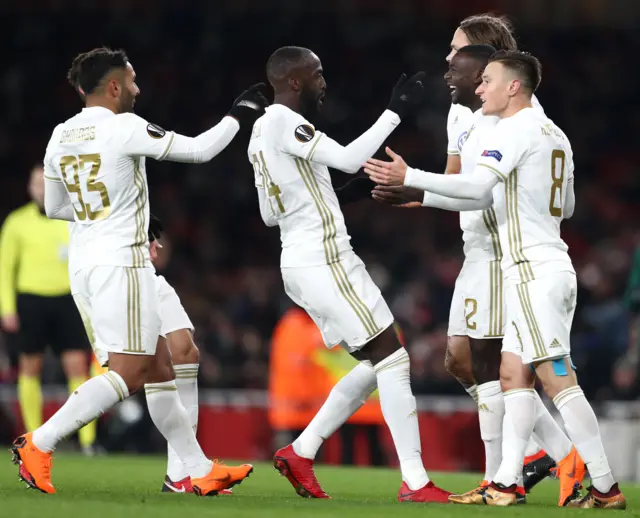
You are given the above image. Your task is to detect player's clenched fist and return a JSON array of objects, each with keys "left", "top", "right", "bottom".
[
  {"left": 228, "top": 83, "right": 270, "bottom": 127},
  {"left": 387, "top": 72, "right": 427, "bottom": 119}
]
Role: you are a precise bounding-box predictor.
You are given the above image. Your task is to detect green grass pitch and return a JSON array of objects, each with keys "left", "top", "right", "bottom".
[{"left": 0, "top": 454, "right": 637, "bottom": 517}]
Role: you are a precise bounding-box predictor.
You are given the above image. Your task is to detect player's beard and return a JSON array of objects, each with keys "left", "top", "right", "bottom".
[
  {"left": 119, "top": 90, "right": 136, "bottom": 114},
  {"left": 300, "top": 87, "right": 321, "bottom": 122}
]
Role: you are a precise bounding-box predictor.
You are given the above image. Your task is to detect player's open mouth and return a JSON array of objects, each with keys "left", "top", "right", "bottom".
[
  {"left": 318, "top": 95, "right": 325, "bottom": 106},
  {"left": 448, "top": 84, "right": 456, "bottom": 96}
]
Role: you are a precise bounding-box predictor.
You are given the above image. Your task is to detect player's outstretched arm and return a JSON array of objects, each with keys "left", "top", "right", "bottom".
[
  {"left": 372, "top": 184, "right": 491, "bottom": 211},
  {"left": 365, "top": 147, "right": 499, "bottom": 201},
  {"left": 281, "top": 73, "right": 426, "bottom": 174},
  {"left": 121, "top": 84, "right": 269, "bottom": 164}
]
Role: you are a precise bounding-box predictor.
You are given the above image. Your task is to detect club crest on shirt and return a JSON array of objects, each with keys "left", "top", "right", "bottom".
[
  {"left": 294, "top": 124, "right": 315, "bottom": 143},
  {"left": 147, "top": 123, "right": 166, "bottom": 139},
  {"left": 481, "top": 149, "right": 503, "bottom": 162},
  {"left": 457, "top": 130, "right": 469, "bottom": 152}
]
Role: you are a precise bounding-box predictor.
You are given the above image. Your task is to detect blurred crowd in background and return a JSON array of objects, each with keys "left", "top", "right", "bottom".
[{"left": 0, "top": 1, "right": 638, "bottom": 403}]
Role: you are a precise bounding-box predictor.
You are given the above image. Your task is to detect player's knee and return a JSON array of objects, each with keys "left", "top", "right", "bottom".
[
  {"left": 108, "top": 354, "right": 155, "bottom": 394},
  {"left": 534, "top": 358, "right": 577, "bottom": 400},
  {"left": 499, "top": 352, "right": 533, "bottom": 391},
  {"left": 352, "top": 325, "right": 401, "bottom": 366},
  {"left": 167, "top": 330, "right": 199, "bottom": 365}
]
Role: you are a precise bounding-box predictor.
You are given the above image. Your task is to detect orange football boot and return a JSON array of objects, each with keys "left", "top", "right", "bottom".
[
  {"left": 191, "top": 460, "right": 253, "bottom": 496},
  {"left": 556, "top": 446, "right": 585, "bottom": 506},
  {"left": 10, "top": 433, "right": 55, "bottom": 494}
]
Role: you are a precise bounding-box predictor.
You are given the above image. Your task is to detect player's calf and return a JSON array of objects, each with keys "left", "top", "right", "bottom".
[
  {"left": 469, "top": 338, "right": 501, "bottom": 385},
  {"left": 353, "top": 325, "right": 451, "bottom": 499},
  {"left": 534, "top": 357, "right": 623, "bottom": 501},
  {"left": 444, "top": 335, "right": 477, "bottom": 396}
]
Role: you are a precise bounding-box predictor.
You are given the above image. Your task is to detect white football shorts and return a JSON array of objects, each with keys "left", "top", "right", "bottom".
[
  {"left": 71, "top": 266, "right": 161, "bottom": 367},
  {"left": 281, "top": 251, "right": 394, "bottom": 352},
  {"left": 448, "top": 259, "right": 505, "bottom": 339},
  {"left": 502, "top": 272, "right": 577, "bottom": 364},
  {"left": 156, "top": 275, "right": 194, "bottom": 337}
]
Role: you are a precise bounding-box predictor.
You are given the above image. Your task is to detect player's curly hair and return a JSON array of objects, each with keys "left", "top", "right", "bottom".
[
  {"left": 459, "top": 13, "right": 518, "bottom": 52},
  {"left": 489, "top": 50, "right": 542, "bottom": 93},
  {"left": 67, "top": 47, "right": 129, "bottom": 97}
]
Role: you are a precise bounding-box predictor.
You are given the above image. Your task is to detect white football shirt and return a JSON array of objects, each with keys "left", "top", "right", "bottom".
[
  {"left": 448, "top": 96, "right": 545, "bottom": 263},
  {"left": 43, "top": 107, "right": 175, "bottom": 274},
  {"left": 475, "top": 107, "right": 575, "bottom": 285},
  {"left": 248, "top": 104, "right": 352, "bottom": 267}
]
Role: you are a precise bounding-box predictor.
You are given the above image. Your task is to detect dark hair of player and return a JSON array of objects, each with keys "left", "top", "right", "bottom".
[
  {"left": 459, "top": 13, "right": 518, "bottom": 51},
  {"left": 456, "top": 44, "right": 496, "bottom": 65},
  {"left": 266, "top": 46, "right": 314, "bottom": 85},
  {"left": 489, "top": 50, "right": 542, "bottom": 94},
  {"left": 67, "top": 47, "right": 129, "bottom": 97}
]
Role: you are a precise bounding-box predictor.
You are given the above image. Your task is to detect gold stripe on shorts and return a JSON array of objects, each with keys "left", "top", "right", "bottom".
[
  {"left": 516, "top": 283, "right": 546, "bottom": 359},
  {"left": 295, "top": 158, "right": 380, "bottom": 338}
]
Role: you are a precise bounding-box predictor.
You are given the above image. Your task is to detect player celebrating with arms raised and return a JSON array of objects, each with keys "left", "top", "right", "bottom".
[
  {"left": 365, "top": 50, "right": 625, "bottom": 509},
  {"left": 248, "top": 46, "right": 451, "bottom": 502},
  {"left": 11, "top": 47, "right": 266, "bottom": 496}
]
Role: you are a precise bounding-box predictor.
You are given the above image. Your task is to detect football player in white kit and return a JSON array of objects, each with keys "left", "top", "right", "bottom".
[
  {"left": 373, "top": 13, "right": 573, "bottom": 499},
  {"left": 248, "top": 46, "right": 452, "bottom": 503},
  {"left": 373, "top": 43, "right": 585, "bottom": 508},
  {"left": 11, "top": 47, "right": 266, "bottom": 496},
  {"left": 146, "top": 215, "right": 233, "bottom": 495},
  {"left": 365, "top": 50, "right": 626, "bottom": 510}
]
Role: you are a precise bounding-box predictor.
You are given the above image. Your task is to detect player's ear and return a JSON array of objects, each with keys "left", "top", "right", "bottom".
[
  {"left": 507, "top": 78, "right": 520, "bottom": 97},
  {"left": 288, "top": 77, "right": 301, "bottom": 93}
]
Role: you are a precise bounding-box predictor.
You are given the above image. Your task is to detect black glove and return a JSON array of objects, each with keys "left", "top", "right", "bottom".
[
  {"left": 228, "top": 83, "right": 270, "bottom": 127},
  {"left": 387, "top": 72, "right": 427, "bottom": 120},
  {"left": 148, "top": 213, "right": 164, "bottom": 242}
]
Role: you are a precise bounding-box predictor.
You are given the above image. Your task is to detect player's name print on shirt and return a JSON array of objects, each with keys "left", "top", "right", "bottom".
[{"left": 60, "top": 126, "right": 96, "bottom": 143}]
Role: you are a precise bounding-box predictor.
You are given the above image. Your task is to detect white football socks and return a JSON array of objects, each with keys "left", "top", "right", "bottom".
[
  {"left": 375, "top": 348, "right": 429, "bottom": 491},
  {"left": 145, "top": 380, "right": 211, "bottom": 480},
  {"left": 493, "top": 388, "right": 536, "bottom": 487},
  {"left": 465, "top": 384, "right": 479, "bottom": 402},
  {"left": 293, "top": 361, "right": 377, "bottom": 459},
  {"left": 553, "top": 386, "right": 616, "bottom": 494},
  {"left": 33, "top": 371, "right": 129, "bottom": 453},
  {"left": 166, "top": 364, "right": 200, "bottom": 481},
  {"left": 531, "top": 390, "right": 572, "bottom": 462},
  {"left": 476, "top": 381, "right": 505, "bottom": 482}
]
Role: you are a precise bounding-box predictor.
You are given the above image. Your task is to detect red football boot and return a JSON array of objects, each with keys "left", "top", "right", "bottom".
[
  {"left": 273, "top": 444, "right": 329, "bottom": 499},
  {"left": 398, "top": 481, "right": 452, "bottom": 503}
]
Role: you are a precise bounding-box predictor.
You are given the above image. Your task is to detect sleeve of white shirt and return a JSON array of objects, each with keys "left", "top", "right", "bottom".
[
  {"left": 446, "top": 104, "right": 461, "bottom": 156},
  {"left": 474, "top": 120, "right": 528, "bottom": 182},
  {"left": 278, "top": 109, "right": 400, "bottom": 174},
  {"left": 253, "top": 165, "right": 279, "bottom": 227},
  {"left": 563, "top": 155, "right": 575, "bottom": 219},
  {"left": 43, "top": 130, "right": 75, "bottom": 221},
  {"left": 118, "top": 113, "right": 240, "bottom": 163},
  {"left": 422, "top": 191, "right": 493, "bottom": 211}
]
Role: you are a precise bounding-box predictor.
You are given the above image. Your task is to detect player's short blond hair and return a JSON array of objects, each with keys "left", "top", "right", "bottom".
[{"left": 459, "top": 13, "right": 518, "bottom": 52}]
